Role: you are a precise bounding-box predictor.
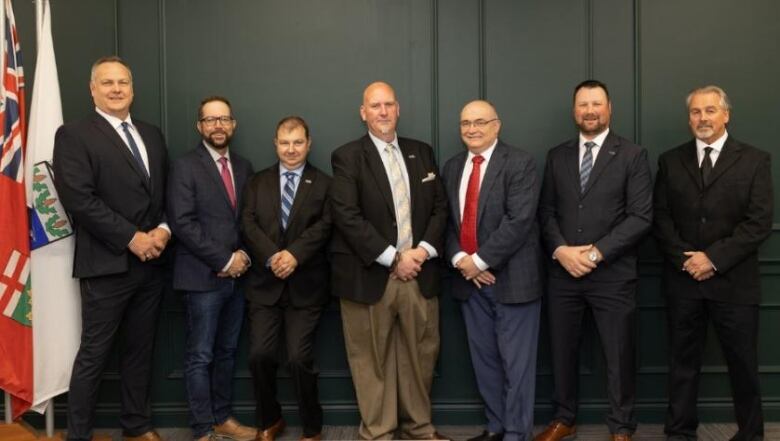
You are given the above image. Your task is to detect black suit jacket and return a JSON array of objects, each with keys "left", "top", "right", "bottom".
[
  {"left": 53, "top": 112, "right": 169, "bottom": 278},
  {"left": 539, "top": 131, "right": 653, "bottom": 282},
  {"left": 241, "top": 162, "right": 332, "bottom": 307},
  {"left": 329, "top": 135, "right": 447, "bottom": 304},
  {"left": 653, "top": 136, "right": 773, "bottom": 304},
  {"left": 442, "top": 140, "right": 544, "bottom": 303},
  {"left": 167, "top": 143, "right": 254, "bottom": 291}
]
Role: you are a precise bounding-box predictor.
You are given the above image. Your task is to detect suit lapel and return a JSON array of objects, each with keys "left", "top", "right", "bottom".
[
  {"left": 581, "top": 132, "right": 618, "bottom": 197},
  {"left": 196, "top": 144, "right": 236, "bottom": 214},
  {"left": 477, "top": 142, "right": 506, "bottom": 224},
  {"left": 232, "top": 156, "right": 249, "bottom": 210},
  {"left": 93, "top": 113, "right": 150, "bottom": 191},
  {"left": 448, "top": 152, "right": 467, "bottom": 230},
  {"left": 564, "top": 140, "right": 580, "bottom": 193},
  {"left": 706, "top": 136, "right": 742, "bottom": 187},
  {"left": 399, "top": 140, "right": 420, "bottom": 215},
  {"left": 363, "top": 137, "right": 397, "bottom": 216},
  {"left": 679, "top": 141, "right": 703, "bottom": 189},
  {"left": 286, "top": 164, "right": 315, "bottom": 230}
]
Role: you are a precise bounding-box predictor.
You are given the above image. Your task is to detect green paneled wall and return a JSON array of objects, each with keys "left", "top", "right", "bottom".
[{"left": 8, "top": 0, "right": 780, "bottom": 428}]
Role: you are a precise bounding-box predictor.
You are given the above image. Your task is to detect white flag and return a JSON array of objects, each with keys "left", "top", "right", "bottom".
[{"left": 25, "top": 0, "right": 81, "bottom": 414}]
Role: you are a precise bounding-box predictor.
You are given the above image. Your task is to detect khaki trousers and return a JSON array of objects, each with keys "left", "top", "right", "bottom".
[{"left": 340, "top": 278, "right": 440, "bottom": 440}]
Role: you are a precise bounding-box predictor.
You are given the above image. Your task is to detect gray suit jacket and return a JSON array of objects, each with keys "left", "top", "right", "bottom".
[{"left": 442, "top": 140, "right": 544, "bottom": 303}]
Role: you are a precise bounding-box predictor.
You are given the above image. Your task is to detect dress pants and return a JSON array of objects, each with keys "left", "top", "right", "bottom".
[
  {"left": 340, "top": 278, "right": 440, "bottom": 440},
  {"left": 66, "top": 259, "right": 164, "bottom": 441},
  {"left": 247, "top": 289, "right": 325, "bottom": 437},
  {"left": 182, "top": 282, "right": 245, "bottom": 438},
  {"left": 664, "top": 296, "right": 763, "bottom": 441},
  {"left": 547, "top": 276, "right": 637, "bottom": 435},
  {"left": 462, "top": 286, "right": 541, "bottom": 441}
]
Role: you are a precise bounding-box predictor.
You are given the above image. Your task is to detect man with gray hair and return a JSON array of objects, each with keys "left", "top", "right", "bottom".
[{"left": 654, "top": 85, "right": 773, "bottom": 441}]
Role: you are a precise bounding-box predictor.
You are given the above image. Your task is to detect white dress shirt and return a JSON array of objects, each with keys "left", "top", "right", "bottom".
[
  {"left": 696, "top": 130, "right": 728, "bottom": 167},
  {"left": 579, "top": 128, "right": 610, "bottom": 167}
]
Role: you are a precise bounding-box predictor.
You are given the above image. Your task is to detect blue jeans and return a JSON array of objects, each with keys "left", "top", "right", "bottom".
[{"left": 183, "top": 282, "right": 245, "bottom": 438}]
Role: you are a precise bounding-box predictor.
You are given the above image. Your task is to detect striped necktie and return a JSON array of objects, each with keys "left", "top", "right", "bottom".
[
  {"left": 384, "top": 144, "right": 413, "bottom": 251},
  {"left": 580, "top": 141, "right": 595, "bottom": 193},
  {"left": 121, "top": 122, "right": 149, "bottom": 179},
  {"left": 281, "top": 171, "right": 296, "bottom": 230}
]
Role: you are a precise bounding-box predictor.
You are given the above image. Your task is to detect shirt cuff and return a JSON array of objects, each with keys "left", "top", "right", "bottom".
[
  {"left": 222, "top": 253, "right": 235, "bottom": 273},
  {"left": 472, "top": 253, "right": 489, "bottom": 271},
  {"left": 451, "top": 251, "right": 468, "bottom": 267},
  {"left": 418, "top": 241, "right": 437, "bottom": 259},
  {"left": 156, "top": 223, "right": 171, "bottom": 234},
  {"left": 376, "top": 246, "right": 397, "bottom": 267},
  {"left": 238, "top": 249, "right": 252, "bottom": 267}
]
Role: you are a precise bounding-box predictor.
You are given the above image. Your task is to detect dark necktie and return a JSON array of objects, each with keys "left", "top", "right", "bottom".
[
  {"left": 460, "top": 155, "right": 484, "bottom": 254},
  {"left": 580, "top": 141, "right": 595, "bottom": 193},
  {"left": 701, "top": 146, "right": 713, "bottom": 186},
  {"left": 281, "top": 171, "right": 296, "bottom": 230},
  {"left": 121, "top": 122, "right": 149, "bottom": 179},
  {"left": 217, "top": 157, "right": 236, "bottom": 209}
]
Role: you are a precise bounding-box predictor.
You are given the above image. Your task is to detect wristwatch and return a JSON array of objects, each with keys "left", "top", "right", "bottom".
[{"left": 588, "top": 250, "right": 599, "bottom": 263}]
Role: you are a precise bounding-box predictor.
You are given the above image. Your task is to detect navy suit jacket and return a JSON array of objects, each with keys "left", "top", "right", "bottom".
[
  {"left": 442, "top": 140, "right": 544, "bottom": 303},
  {"left": 167, "top": 143, "right": 254, "bottom": 292},
  {"left": 53, "top": 112, "right": 169, "bottom": 278},
  {"left": 653, "top": 136, "right": 773, "bottom": 304},
  {"left": 539, "top": 131, "right": 653, "bottom": 282}
]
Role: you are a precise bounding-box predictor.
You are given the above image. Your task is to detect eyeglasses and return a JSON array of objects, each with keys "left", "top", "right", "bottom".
[
  {"left": 199, "top": 116, "right": 235, "bottom": 127},
  {"left": 460, "top": 118, "right": 498, "bottom": 129}
]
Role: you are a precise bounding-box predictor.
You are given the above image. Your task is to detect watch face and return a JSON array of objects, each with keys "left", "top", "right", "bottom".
[{"left": 588, "top": 251, "right": 598, "bottom": 262}]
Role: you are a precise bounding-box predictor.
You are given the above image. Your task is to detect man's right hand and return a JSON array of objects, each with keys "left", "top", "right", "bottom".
[
  {"left": 128, "top": 231, "right": 160, "bottom": 262},
  {"left": 218, "top": 251, "right": 250, "bottom": 278},
  {"left": 554, "top": 245, "right": 597, "bottom": 278},
  {"left": 393, "top": 251, "right": 422, "bottom": 281}
]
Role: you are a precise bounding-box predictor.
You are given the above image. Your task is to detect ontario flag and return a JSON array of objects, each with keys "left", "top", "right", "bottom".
[{"left": 0, "top": 0, "right": 32, "bottom": 418}]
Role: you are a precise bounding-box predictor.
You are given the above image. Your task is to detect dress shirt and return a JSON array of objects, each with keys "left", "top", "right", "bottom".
[
  {"left": 279, "top": 163, "right": 305, "bottom": 200},
  {"left": 578, "top": 128, "right": 610, "bottom": 167},
  {"left": 695, "top": 130, "right": 727, "bottom": 167},
  {"left": 94, "top": 108, "right": 171, "bottom": 242},
  {"left": 367, "top": 131, "right": 437, "bottom": 267},
  {"left": 450, "top": 140, "right": 498, "bottom": 271}
]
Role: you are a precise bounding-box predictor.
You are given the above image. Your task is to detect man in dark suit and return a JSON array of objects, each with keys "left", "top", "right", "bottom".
[
  {"left": 654, "top": 85, "right": 773, "bottom": 441},
  {"left": 167, "top": 96, "right": 256, "bottom": 441},
  {"left": 241, "top": 116, "right": 331, "bottom": 441},
  {"left": 329, "top": 81, "right": 448, "bottom": 440},
  {"left": 52, "top": 56, "right": 170, "bottom": 441},
  {"left": 442, "top": 100, "right": 543, "bottom": 441},
  {"left": 536, "top": 80, "right": 653, "bottom": 441}
]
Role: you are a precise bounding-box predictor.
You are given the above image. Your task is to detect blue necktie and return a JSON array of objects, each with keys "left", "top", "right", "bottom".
[
  {"left": 281, "top": 171, "right": 296, "bottom": 230},
  {"left": 121, "top": 122, "right": 149, "bottom": 179},
  {"left": 580, "top": 141, "right": 595, "bottom": 193}
]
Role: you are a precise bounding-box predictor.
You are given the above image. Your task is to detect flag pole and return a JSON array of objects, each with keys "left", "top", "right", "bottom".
[{"left": 3, "top": 392, "right": 10, "bottom": 423}]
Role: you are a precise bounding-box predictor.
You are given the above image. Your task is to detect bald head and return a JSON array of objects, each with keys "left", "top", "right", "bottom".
[
  {"left": 460, "top": 100, "right": 501, "bottom": 153},
  {"left": 360, "top": 81, "right": 400, "bottom": 142}
]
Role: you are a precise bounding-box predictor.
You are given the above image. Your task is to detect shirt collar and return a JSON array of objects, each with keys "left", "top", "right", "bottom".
[
  {"left": 202, "top": 141, "right": 231, "bottom": 163},
  {"left": 368, "top": 131, "right": 399, "bottom": 152},
  {"left": 695, "top": 129, "right": 728, "bottom": 154},
  {"left": 279, "top": 162, "right": 305, "bottom": 177},
  {"left": 466, "top": 139, "right": 498, "bottom": 162},
  {"left": 95, "top": 106, "right": 133, "bottom": 129},
  {"left": 579, "top": 128, "right": 610, "bottom": 149}
]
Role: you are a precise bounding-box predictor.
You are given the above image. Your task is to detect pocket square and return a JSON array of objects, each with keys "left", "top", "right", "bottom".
[{"left": 421, "top": 172, "right": 436, "bottom": 183}]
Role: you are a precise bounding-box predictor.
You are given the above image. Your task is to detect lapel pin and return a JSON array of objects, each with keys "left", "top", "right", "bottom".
[
  {"left": 408, "top": 154, "right": 416, "bottom": 159},
  {"left": 608, "top": 150, "right": 616, "bottom": 155},
  {"left": 305, "top": 179, "right": 312, "bottom": 184}
]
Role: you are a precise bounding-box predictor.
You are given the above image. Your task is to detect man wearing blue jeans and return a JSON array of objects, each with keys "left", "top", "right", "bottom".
[{"left": 167, "top": 96, "right": 256, "bottom": 441}]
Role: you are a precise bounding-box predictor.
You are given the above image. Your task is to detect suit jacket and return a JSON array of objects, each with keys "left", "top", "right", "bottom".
[
  {"left": 442, "top": 140, "right": 544, "bottom": 303},
  {"left": 329, "top": 135, "right": 447, "bottom": 304},
  {"left": 241, "top": 162, "right": 332, "bottom": 307},
  {"left": 539, "top": 131, "right": 653, "bottom": 282},
  {"left": 653, "top": 136, "right": 773, "bottom": 304},
  {"left": 53, "top": 111, "right": 169, "bottom": 278},
  {"left": 167, "top": 143, "right": 254, "bottom": 292}
]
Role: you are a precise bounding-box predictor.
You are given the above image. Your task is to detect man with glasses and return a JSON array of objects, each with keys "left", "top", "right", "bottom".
[
  {"left": 442, "top": 100, "right": 543, "bottom": 441},
  {"left": 536, "top": 80, "right": 652, "bottom": 441},
  {"left": 167, "top": 96, "right": 256, "bottom": 441},
  {"left": 241, "top": 116, "right": 332, "bottom": 441}
]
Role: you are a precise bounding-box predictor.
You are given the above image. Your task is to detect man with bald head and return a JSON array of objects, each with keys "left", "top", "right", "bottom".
[
  {"left": 329, "top": 81, "right": 448, "bottom": 440},
  {"left": 442, "top": 100, "right": 543, "bottom": 441}
]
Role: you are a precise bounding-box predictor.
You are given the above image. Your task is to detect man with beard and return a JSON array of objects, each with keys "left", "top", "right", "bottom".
[
  {"left": 167, "top": 96, "right": 256, "bottom": 441},
  {"left": 536, "top": 80, "right": 652, "bottom": 441},
  {"left": 654, "top": 86, "right": 772, "bottom": 441}
]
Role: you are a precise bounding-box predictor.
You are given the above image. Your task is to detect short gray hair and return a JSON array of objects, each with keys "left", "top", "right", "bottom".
[
  {"left": 90, "top": 55, "right": 133, "bottom": 82},
  {"left": 686, "top": 85, "right": 731, "bottom": 111}
]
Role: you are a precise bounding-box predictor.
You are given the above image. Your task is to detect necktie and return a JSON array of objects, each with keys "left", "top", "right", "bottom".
[
  {"left": 384, "top": 144, "right": 412, "bottom": 251},
  {"left": 217, "top": 157, "right": 236, "bottom": 209},
  {"left": 580, "top": 141, "right": 595, "bottom": 193},
  {"left": 460, "top": 155, "right": 484, "bottom": 255},
  {"left": 281, "top": 171, "right": 296, "bottom": 230},
  {"left": 121, "top": 122, "right": 149, "bottom": 179},
  {"left": 701, "top": 146, "right": 713, "bottom": 186}
]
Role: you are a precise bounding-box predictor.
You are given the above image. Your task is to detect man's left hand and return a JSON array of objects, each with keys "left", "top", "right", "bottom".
[
  {"left": 455, "top": 255, "right": 481, "bottom": 280},
  {"left": 682, "top": 251, "right": 715, "bottom": 280},
  {"left": 147, "top": 227, "right": 171, "bottom": 255}
]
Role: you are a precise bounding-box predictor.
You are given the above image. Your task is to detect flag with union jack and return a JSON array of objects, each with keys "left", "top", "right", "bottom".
[{"left": 0, "top": 0, "right": 33, "bottom": 419}]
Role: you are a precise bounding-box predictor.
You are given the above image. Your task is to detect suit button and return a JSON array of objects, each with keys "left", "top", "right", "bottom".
[
  {"left": 578, "top": 204, "right": 583, "bottom": 209},
  {"left": 701, "top": 217, "right": 707, "bottom": 223},
  {"left": 392, "top": 222, "right": 397, "bottom": 226},
  {"left": 577, "top": 228, "right": 583, "bottom": 233}
]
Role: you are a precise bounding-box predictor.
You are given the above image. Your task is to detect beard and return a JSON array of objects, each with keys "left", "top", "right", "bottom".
[
  {"left": 694, "top": 124, "right": 714, "bottom": 140},
  {"left": 576, "top": 117, "right": 607, "bottom": 136},
  {"left": 205, "top": 130, "right": 232, "bottom": 148}
]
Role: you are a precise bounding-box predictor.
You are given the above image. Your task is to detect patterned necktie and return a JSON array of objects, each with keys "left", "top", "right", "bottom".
[
  {"left": 580, "top": 141, "right": 596, "bottom": 193},
  {"left": 701, "top": 146, "right": 714, "bottom": 186},
  {"left": 121, "top": 122, "right": 149, "bottom": 179},
  {"left": 217, "top": 157, "right": 236, "bottom": 209},
  {"left": 384, "top": 144, "right": 412, "bottom": 251},
  {"left": 460, "top": 155, "right": 484, "bottom": 255},
  {"left": 281, "top": 171, "right": 296, "bottom": 230}
]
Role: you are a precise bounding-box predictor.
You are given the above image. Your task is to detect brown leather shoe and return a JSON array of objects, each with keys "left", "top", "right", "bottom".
[
  {"left": 123, "top": 431, "right": 163, "bottom": 441},
  {"left": 299, "top": 434, "right": 322, "bottom": 441},
  {"left": 255, "top": 419, "right": 286, "bottom": 441},
  {"left": 611, "top": 434, "right": 631, "bottom": 441},
  {"left": 195, "top": 434, "right": 215, "bottom": 441},
  {"left": 413, "top": 432, "right": 452, "bottom": 441},
  {"left": 533, "top": 421, "right": 576, "bottom": 441},
  {"left": 214, "top": 417, "right": 258, "bottom": 441}
]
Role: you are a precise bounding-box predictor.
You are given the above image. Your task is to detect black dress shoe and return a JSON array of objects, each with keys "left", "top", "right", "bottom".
[{"left": 468, "top": 430, "right": 504, "bottom": 441}]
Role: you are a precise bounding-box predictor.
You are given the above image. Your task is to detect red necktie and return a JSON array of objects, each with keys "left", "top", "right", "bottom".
[
  {"left": 218, "top": 156, "right": 237, "bottom": 209},
  {"left": 460, "top": 155, "right": 484, "bottom": 254}
]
